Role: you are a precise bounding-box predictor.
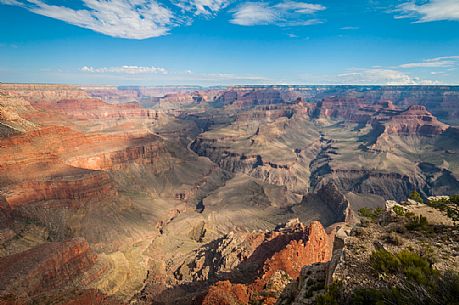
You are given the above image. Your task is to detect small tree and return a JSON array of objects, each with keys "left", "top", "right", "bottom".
[{"left": 409, "top": 191, "right": 423, "bottom": 203}]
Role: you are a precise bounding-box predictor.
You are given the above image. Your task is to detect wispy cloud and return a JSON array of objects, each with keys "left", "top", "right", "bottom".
[
  {"left": 230, "top": 1, "right": 325, "bottom": 26},
  {"left": 398, "top": 56, "right": 459, "bottom": 68},
  {"left": 81, "top": 65, "right": 168, "bottom": 74},
  {"left": 172, "top": 0, "right": 231, "bottom": 16},
  {"left": 230, "top": 2, "right": 276, "bottom": 26},
  {"left": 0, "top": 0, "right": 174, "bottom": 39},
  {"left": 337, "top": 68, "right": 438, "bottom": 85},
  {"left": 340, "top": 26, "right": 359, "bottom": 30},
  {"left": 395, "top": 0, "right": 459, "bottom": 23},
  {"left": 79, "top": 66, "right": 266, "bottom": 83}
]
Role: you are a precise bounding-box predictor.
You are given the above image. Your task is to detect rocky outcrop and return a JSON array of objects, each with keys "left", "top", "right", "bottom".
[
  {"left": 199, "top": 220, "right": 333, "bottom": 305},
  {"left": 313, "top": 169, "right": 420, "bottom": 202},
  {"left": 378, "top": 105, "right": 449, "bottom": 137}
]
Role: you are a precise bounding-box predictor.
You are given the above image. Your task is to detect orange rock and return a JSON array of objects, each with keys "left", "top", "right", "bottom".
[
  {"left": 202, "top": 221, "right": 333, "bottom": 305},
  {"left": 202, "top": 281, "right": 249, "bottom": 305}
]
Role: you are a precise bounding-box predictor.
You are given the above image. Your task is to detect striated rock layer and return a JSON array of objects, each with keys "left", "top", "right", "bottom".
[{"left": 0, "top": 238, "right": 97, "bottom": 302}]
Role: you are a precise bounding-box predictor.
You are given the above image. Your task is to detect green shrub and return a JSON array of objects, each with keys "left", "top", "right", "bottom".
[
  {"left": 392, "top": 205, "right": 405, "bottom": 216},
  {"left": 385, "top": 232, "right": 403, "bottom": 245},
  {"left": 409, "top": 191, "right": 423, "bottom": 203},
  {"left": 358, "top": 207, "right": 384, "bottom": 221},
  {"left": 370, "top": 249, "right": 400, "bottom": 273},
  {"left": 320, "top": 249, "right": 459, "bottom": 305},
  {"left": 405, "top": 215, "right": 431, "bottom": 232},
  {"left": 427, "top": 196, "right": 459, "bottom": 222},
  {"left": 315, "top": 282, "right": 342, "bottom": 305},
  {"left": 351, "top": 288, "right": 392, "bottom": 305},
  {"left": 397, "top": 250, "right": 433, "bottom": 285},
  {"left": 371, "top": 249, "right": 435, "bottom": 286},
  {"left": 449, "top": 195, "right": 459, "bottom": 205}
]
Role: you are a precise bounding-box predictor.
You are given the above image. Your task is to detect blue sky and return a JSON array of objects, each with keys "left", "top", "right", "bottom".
[{"left": 1, "top": 0, "right": 459, "bottom": 85}]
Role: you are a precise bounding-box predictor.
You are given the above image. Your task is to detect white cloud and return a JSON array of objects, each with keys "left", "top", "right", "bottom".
[
  {"left": 0, "top": 0, "right": 174, "bottom": 39},
  {"left": 230, "top": 2, "right": 277, "bottom": 25},
  {"left": 399, "top": 56, "right": 459, "bottom": 68},
  {"left": 230, "top": 1, "right": 325, "bottom": 26},
  {"left": 395, "top": 0, "right": 459, "bottom": 23},
  {"left": 81, "top": 65, "right": 168, "bottom": 74},
  {"left": 172, "top": 0, "right": 231, "bottom": 16},
  {"left": 274, "top": 1, "right": 325, "bottom": 14},
  {"left": 340, "top": 26, "right": 359, "bottom": 30},
  {"left": 0, "top": 0, "right": 230, "bottom": 39},
  {"left": 337, "top": 68, "right": 439, "bottom": 85}
]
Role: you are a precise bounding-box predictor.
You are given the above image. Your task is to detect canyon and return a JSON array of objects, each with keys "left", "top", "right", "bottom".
[{"left": 0, "top": 84, "right": 458, "bottom": 304}]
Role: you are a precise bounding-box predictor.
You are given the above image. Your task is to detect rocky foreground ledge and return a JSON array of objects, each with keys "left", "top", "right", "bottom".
[{"left": 277, "top": 197, "right": 459, "bottom": 305}]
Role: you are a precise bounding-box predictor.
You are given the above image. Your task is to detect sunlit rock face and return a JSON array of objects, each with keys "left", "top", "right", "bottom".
[{"left": 201, "top": 221, "right": 332, "bottom": 305}]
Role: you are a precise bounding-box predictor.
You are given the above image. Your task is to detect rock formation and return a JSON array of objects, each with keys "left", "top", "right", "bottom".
[{"left": 199, "top": 220, "right": 333, "bottom": 305}]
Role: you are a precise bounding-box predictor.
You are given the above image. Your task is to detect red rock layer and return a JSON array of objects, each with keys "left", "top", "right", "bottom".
[
  {"left": 4, "top": 172, "right": 116, "bottom": 208},
  {"left": 0, "top": 239, "right": 96, "bottom": 300},
  {"left": 32, "top": 98, "right": 157, "bottom": 120},
  {"left": 382, "top": 105, "right": 449, "bottom": 136},
  {"left": 202, "top": 221, "right": 332, "bottom": 305}
]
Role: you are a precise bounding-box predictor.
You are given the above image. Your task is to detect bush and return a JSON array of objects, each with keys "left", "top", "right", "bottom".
[
  {"left": 385, "top": 232, "right": 403, "bottom": 246},
  {"left": 405, "top": 215, "right": 431, "bottom": 232},
  {"left": 370, "top": 249, "right": 401, "bottom": 274},
  {"left": 319, "top": 249, "right": 459, "bottom": 305},
  {"left": 392, "top": 205, "right": 405, "bottom": 216},
  {"left": 315, "top": 282, "right": 342, "bottom": 305},
  {"left": 427, "top": 196, "right": 459, "bottom": 222},
  {"left": 351, "top": 288, "right": 393, "bottom": 305},
  {"left": 358, "top": 207, "right": 384, "bottom": 221},
  {"left": 397, "top": 250, "right": 433, "bottom": 285},
  {"left": 409, "top": 191, "right": 423, "bottom": 203},
  {"left": 371, "top": 249, "right": 435, "bottom": 285},
  {"left": 449, "top": 195, "right": 459, "bottom": 205}
]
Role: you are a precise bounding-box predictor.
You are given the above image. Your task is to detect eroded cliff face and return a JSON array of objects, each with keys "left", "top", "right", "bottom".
[
  {"left": 374, "top": 105, "right": 449, "bottom": 137},
  {"left": 0, "top": 239, "right": 97, "bottom": 302},
  {"left": 200, "top": 221, "right": 332, "bottom": 305}
]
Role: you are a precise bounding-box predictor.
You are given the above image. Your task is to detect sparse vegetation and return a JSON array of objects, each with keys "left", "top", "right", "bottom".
[
  {"left": 405, "top": 214, "right": 431, "bottom": 232},
  {"left": 392, "top": 205, "right": 405, "bottom": 216},
  {"left": 409, "top": 191, "right": 424, "bottom": 204},
  {"left": 318, "top": 249, "right": 459, "bottom": 305},
  {"left": 385, "top": 232, "right": 403, "bottom": 246},
  {"left": 427, "top": 195, "right": 459, "bottom": 222},
  {"left": 315, "top": 281, "right": 343, "bottom": 305},
  {"left": 358, "top": 207, "right": 384, "bottom": 221}
]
